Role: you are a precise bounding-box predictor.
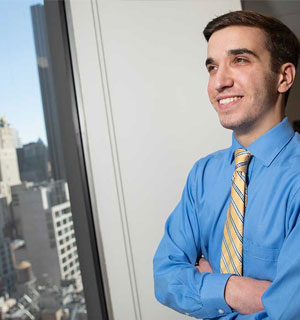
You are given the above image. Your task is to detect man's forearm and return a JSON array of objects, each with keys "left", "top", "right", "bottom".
[
  {"left": 197, "top": 258, "right": 272, "bottom": 315},
  {"left": 225, "top": 275, "right": 271, "bottom": 315}
]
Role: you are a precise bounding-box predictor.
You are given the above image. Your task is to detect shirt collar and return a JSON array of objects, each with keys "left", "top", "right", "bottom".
[{"left": 228, "top": 117, "right": 295, "bottom": 167}]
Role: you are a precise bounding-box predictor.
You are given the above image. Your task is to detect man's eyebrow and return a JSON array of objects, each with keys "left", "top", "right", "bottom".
[
  {"left": 205, "top": 48, "right": 258, "bottom": 67},
  {"left": 228, "top": 48, "right": 259, "bottom": 58},
  {"left": 205, "top": 57, "right": 214, "bottom": 67}
]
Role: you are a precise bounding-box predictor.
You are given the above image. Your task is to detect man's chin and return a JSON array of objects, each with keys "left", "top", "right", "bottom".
[
  {"left": 219, "top": 118, "right": 240, "bottom": 131},
  {"left": 219, "top": 118, "right": 255, "bottom": 136}
]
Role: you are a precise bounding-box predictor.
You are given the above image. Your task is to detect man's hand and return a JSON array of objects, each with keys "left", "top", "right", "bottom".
[
  {"left": 225, "top": 275, "right": 271, "bottom": 315},
  {"left": 196, "top": 257, "right": 213, "bottom": 273},
  {"left": 196, "top": 258, "right": 272, "bottom": 315}
]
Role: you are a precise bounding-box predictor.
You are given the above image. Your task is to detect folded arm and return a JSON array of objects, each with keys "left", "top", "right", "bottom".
[
  {"left": 153, "top": 164, "right": 233, "bottom": 318},
  {"left": 197, "top": 258, "right": 271, "bottom": 315},
  {"left": 154, "top": 165, "right": 300, "bottom": 319},
  {"left": 197, "top": 187, "right": 300, "bottom": 320}
]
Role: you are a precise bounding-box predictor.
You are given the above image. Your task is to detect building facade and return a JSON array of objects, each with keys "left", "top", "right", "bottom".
[
  {"left": 11, "top": 181, "right": 81, "bottom": 290},
  {"left": 17, "top": 139, "right": 49, "bottom": 183}
]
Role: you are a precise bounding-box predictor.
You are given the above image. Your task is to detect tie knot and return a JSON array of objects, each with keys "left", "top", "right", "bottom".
[{"left": 234, "top": 148, "right": 252, "bottom": 172}]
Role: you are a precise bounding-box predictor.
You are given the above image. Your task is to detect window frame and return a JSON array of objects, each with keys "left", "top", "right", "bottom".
[{"left": 43, "top": 1, "right": 109, "bottom": 319}]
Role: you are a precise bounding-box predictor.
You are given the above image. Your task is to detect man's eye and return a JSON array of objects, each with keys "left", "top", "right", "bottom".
[
  {"left": 207, "top": 65, "right": 217, "bottom": 73},
  {"left": 235, "top": 57, "right": 248, "bottom": 64}
]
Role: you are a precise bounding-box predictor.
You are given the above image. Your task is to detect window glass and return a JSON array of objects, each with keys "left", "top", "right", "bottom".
[{"left": 0, "top": 1, "right": 87, "bottom": 318}]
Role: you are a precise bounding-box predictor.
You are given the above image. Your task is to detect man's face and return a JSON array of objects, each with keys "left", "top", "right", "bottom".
[{"left": 206, "top": 26, "right": 279, "bottom": 135}]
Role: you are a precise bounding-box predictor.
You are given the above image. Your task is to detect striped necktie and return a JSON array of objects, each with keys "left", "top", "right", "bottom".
[{"left": 220, "top": 148, "right": 252, "bottom": 275}]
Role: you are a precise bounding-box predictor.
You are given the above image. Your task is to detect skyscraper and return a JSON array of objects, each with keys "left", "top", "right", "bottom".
[
  {"left": 0, "top": 118, "right": 21, "bottom": 187},
  {"left": 31, "top": 4, "right": 66, "bottom": 181},
  {"left": 0, "top": 117, "right": 21, "bottom": 203}
]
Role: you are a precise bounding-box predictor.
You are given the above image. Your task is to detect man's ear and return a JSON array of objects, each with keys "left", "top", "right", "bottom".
[{"left": 277, "top": 62, "right": 296, "bottom": 94}]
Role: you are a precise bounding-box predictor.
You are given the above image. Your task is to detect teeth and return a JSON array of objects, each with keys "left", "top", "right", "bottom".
[{"left": 219, "top": 96, "right": 241, "bottom": 105}]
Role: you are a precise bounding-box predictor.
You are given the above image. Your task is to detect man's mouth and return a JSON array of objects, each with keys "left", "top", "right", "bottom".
[{"left": 218, "top": 96, "right": 242, "bottom": 105}]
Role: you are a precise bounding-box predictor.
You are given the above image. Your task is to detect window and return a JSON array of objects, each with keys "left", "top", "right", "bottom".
[
  {"left": 0, "top": 1, "right": 108, "bottom": 318},
  {"left": 62, "top": 207, "right": 71, "bottom": 214}
]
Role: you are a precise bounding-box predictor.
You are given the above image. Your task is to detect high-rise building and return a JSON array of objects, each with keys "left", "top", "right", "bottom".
[
  {"left": 0, "top": 117, "right": 21, "bottom": 202},
  {"left": 17, "top": 139, "right": 49, "bottom": 183},
  {"left": 11, "top": 181, "right": 81, "bottom": 291},
  {"left": 0, "top": 197, "right": 15, "bottom": 295},
  {"left": 0, "top": 117, "right": 22, "bottom": 244},
  {"left": 31, "top": 4, "right": 66, "bottom": 181},
  {"left": 11, "top": 128, "right": 22, "bottom": 150}
]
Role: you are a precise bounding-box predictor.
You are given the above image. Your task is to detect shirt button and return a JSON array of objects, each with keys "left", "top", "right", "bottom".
[{"left": 218, "top": 309, "right": 225, "bottom": 314}]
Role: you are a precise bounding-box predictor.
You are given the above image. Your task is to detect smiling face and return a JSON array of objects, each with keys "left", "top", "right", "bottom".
[{"left": 206, "top": 26, "right": 282, "bottom": 140}]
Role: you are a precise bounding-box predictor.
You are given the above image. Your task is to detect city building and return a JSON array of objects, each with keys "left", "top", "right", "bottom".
[
  {"left": 31, "top": 4, "right": 66, "bottom": 181},
  {"left": 17, "top": 139, "right": 49, "bottom": 183},
  {"left": 0, "top": 117, "right": 21, "bottom": 203},
  {"left": 0, "top": 198, "right": 15, "bottom": 296},
  {"left": 1, "top": 292, "right": 40, "bottom": 319},
  {"left": 11, "top": 181, "right": 82, "bottom": 291},
  {"left": 11, "top": 128, "right": 22, "bottom": 150}
]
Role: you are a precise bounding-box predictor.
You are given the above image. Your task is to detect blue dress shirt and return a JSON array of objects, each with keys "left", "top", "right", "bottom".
[{"left": 153, "top": 118, "right": 300, "bottom": 319}]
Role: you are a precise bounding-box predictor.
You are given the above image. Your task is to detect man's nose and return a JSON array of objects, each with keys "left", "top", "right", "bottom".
[{"left": 214, "top": 65, "right": 234, "bottom": 92}]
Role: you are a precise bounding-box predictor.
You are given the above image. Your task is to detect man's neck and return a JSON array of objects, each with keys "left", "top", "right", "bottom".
[{"left": 234, "top": 113, "right": 285, "bottom": 147}]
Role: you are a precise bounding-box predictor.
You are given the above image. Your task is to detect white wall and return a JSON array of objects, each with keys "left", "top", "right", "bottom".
[{"left": 66, "top": 1, "right": 241, "bottom": 319}]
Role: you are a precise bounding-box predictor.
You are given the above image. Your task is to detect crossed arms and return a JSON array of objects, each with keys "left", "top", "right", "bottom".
[
  {"left": 153, "top": 163, "right": 300, "bottom": 319},
  {"left": 197, "top": 257, "right": 271, "bottom": 315}
]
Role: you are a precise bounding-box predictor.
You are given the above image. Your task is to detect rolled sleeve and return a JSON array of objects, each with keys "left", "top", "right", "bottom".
[{"left": 195, "top": 273, "right": 232, "bottom": 318}]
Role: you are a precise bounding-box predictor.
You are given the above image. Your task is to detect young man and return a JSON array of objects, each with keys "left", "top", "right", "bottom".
[{"left": 153, "top": 11, "right": 300, "bottom": 319}]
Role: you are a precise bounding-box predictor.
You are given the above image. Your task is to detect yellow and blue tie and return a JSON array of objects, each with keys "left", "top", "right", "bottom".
[{"left": 220, "top": 148, "right": 252, "bottom": 275}]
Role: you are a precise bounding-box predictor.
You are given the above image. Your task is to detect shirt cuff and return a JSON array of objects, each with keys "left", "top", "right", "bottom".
[{"left": 197, "top": 272, "right": 233, "bottom": 318}]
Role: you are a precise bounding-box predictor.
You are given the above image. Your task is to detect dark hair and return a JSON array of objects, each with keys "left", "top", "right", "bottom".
[{"left": 203, "top": 11, "right": 300, "bottom": 73}]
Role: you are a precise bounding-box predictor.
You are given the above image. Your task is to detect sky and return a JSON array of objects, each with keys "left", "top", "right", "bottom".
[{"left": 0, "top": 0, "right": 47, "bottom": 145}]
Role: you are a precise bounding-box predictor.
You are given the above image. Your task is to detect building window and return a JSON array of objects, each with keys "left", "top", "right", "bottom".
[
  {"left": 62, "top": 207, "right": 71, "bottom": 214},
  {"left": 0, "top": 1, "right": 108, "bottom": 318}
]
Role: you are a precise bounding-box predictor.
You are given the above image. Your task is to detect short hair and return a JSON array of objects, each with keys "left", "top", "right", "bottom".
[{"left": 203, "top": 10, "right": 300, "bottom": 73}]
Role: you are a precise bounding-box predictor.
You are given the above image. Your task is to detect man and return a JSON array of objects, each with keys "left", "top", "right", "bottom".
[{"left": 153, "top": 11, "right": 300, "bottom": 319}]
